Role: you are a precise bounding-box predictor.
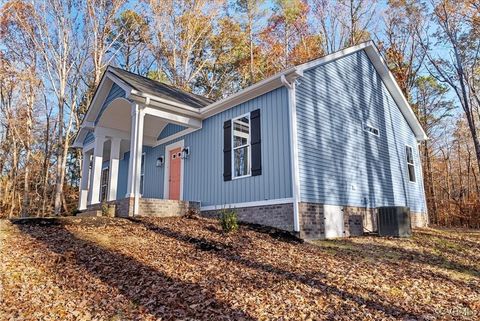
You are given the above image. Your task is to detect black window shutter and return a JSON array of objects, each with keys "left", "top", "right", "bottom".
[
  {"left": 250, "top": 109, "right": 262, "bottom": 176},
  {"left": 223, "top": 120, "right": 232, "bottom": 181}
]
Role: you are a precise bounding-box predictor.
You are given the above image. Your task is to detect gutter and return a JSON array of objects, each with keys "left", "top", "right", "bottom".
[{"left": 281, "top": 74, "right": 302, "bottom": 233}]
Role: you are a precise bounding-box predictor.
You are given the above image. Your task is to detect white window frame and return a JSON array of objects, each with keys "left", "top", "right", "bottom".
[
  {"left": 232, "top": 112, "right": 252, "bottom": 179},
  {"left": 363, "top": 122, "right": 380, "bottom": 137},
  {"left": 405, "top": 145, "right": 416, "bottom": 183}
]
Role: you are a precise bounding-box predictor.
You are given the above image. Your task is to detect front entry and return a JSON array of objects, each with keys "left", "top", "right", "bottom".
[{"left": 168, "top": 147, "right": 182, "bottom": 200}]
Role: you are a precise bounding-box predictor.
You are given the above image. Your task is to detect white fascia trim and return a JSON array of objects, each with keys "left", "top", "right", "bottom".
[
  {"left": 74, "top": 69, "right": 134, "bottom": 147},
  {"left": 199, "top": 68, "right": 303, "bottom": 118},
  {"left": 293, "top": 41, "right": 427, "bottom": 141},
  {"left": 200, "top": 198, "right": 294, "bottom": 211},
  {"left": 144, "top": 106, "right": 202, "bottom": 129},
  {"left": 295, "top": 41, "right": 373, "bottom": 72},
  {"left": 128, "top": 91, "right": 202, "bottom": 115},
  {"left": 83, "top": 142, "right": 94, "bottom": 152},
  {"left": 363, "top": 45, "right": 428, "bottom": 141},
  {"left": 105, "top": 70, "right": 136, "bottom": 94},
  {"left": 154, "top": 127, "right": 201, "bottom": 147}
]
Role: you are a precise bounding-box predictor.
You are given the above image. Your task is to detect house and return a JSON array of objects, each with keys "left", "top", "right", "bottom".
[{"left": 73, "top": 41, "right": 428, "bottom": 239}]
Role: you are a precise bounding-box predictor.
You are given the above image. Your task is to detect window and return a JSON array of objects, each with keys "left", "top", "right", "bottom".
[
  {"left": 405, "top": 145, "right": 416, "bottom": 182},
  {"left": 363, "top": 123, "right": 379, "bottom": 136},
  {"left": 140, "top": 153, "right": 146, "bottom": 194},
  {"left": 232, "top": 114, "right": 251, "bottom": 178},
  {"left": 100, "top": 167, "right": 109, "bottom": 201}
]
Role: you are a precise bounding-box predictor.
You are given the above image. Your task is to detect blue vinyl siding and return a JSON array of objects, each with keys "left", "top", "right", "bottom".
[
  {"left": 295, "top": 50, "right": 426, "bottom": 212},
  {"left": 157, "top": 124, "right": 187, "bottom": 140},
  {"left": 95, "top": 83, "right": 125, "bottom": 124},
  {"left": 138, "top": 87, "right": 292, "bottom": 206},
  {"left": 83, "top": 131, "right": 94, "bottom": 146},
  {"left": 117, "top": 151, "right": 129, "bottom": 199}
]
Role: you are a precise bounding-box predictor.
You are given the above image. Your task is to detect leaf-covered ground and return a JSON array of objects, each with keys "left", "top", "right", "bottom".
[{"left": 0, "top": 217, "right": 479, "bottom": 321}]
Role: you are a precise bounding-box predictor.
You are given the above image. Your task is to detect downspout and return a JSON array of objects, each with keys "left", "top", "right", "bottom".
[{"left": 281, "top": 75, "right": 301, "bottom": 233}]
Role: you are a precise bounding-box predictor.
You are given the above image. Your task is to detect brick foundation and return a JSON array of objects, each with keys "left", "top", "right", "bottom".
[
  {"left": 298, "top": 202, "right": 325, "bottom": 239},
  {"left": 201, "top": 203, "right": 294, "bottom": 232},
  {"left": 137, "top": 198, "right": 200, "bottom": 218},
  {"left": 86, "top": 198, "right": 200, "bottom": 218},
  {"left": 298, "top": 202, "right": 428, "bottom": 240}
]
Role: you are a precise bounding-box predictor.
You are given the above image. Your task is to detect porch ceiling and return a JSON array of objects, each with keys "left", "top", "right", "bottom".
[{"left": 97, "top": 98, "right": 169, "bottom": 142}]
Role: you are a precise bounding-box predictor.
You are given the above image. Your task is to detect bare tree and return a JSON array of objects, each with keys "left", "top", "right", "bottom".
[{"left": 418, "top": 0, "right": 480, "bottom": 175}]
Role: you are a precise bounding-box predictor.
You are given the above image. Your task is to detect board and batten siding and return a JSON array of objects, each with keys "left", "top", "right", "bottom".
[
  {"left": 295, "top": 50, "right": 427, "bottom": 213},
  {"left": 157, "top": 124, "right": 187, "bottom": 140},
  {"left": 126, "top": 86, "right": 293, "bottom": 206}
]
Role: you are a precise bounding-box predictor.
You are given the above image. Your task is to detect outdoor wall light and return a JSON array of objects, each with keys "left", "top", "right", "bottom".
[
  {"left": 156, "top": 156, "right": 164, "bottom": 167},
  {"left": 181, "top": 147, "right": 190, "bottom": 159}
]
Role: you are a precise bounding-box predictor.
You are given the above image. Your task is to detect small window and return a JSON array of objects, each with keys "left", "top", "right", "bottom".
[
  {"left": 140, "top": 153, "right": 146, "bottom": 194},
  {"left": 100, "top": 167, "right": 109, "bottom": 201},
  {"left": 405, "top": 146, "right": 416, "bottom": 182},
  {"left": 363, "top": 123, "right": 379, "bottom": 136},
  {"left": 232, "top": 114, "right": 251, "bottom": 178}
]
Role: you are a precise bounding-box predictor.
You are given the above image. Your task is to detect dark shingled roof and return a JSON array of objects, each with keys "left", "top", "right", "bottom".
[{"left": 109, "top": 66, "right": 213, "bottom": 109}]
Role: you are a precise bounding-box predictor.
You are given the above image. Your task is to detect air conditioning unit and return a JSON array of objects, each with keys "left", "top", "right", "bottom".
[{"left": 377, "top": 207, "right": 411, "bottom": 237}]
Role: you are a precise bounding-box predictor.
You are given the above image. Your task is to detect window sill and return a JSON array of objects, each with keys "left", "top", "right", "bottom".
[{"left": 232, "top": 174, "right": 252, "bottom": 180}]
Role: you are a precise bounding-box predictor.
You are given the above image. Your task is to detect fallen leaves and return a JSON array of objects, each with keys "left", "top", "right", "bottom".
[{"left": 0, "top": 217, "right": 479, "bottom": 320}]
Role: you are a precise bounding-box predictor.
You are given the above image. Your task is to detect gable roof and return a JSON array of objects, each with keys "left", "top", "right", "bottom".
[
  {"left": 198, "top": 41, "right": 427, "bottom": 141},
  {"left": 74, "top": 41, "right": 427, "bottom": 148},
  {"left": 108, "top": 67, "right": 213, "bottom": 109}
]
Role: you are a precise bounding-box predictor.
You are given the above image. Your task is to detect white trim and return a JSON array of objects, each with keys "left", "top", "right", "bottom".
[
  {"left": 154, "top": 127, "right": 201, "bottom": 147},
  {"left": 128, "top": 91, "right": 202, "bottom": 114},
  {"left": 83, "top": 142, "right": 94, "bottom": 152},
  {"left": 163, "top": 140, "right": 185, "bottom": 201},
  {"left": 363, "top": 122, "right": 380, "bottom": 137},
  {"left": 88, "top": 135, "right": 105, "bottom": 205},
  {"left": 78, "top": 151, "right": 92, "bottom": 210},
  {"left": 107, "top": 137, "right": 121, "bottom": 202},
  {"left": 95, "top": 125, "right": 157, "bottom": 147},
  {"left": 199, "top": 68, "right": 302, "bottom": 118},
  {"left": 231, "top": 112, "right": 252, "bottom": 179},
  {"left": 405, "top": 144, "right": 416, "bottom": 183},
  {"left": 200, "top": 198, "right": 294, "bottom": 211},
  {"left": 282, "top": 76, "right": 301, "bottom": 232},
  {"left": 364, "top": 45, "right": 427, "bottom": 141},
  {"left": 75, "top": 41, "right": 427, "bottom": 150},
  {"left": 295, "top": 41, "right": 372, "bottom": 71},
  {"left": 144, "top": 106, "right": 202, "bottom": 129}
]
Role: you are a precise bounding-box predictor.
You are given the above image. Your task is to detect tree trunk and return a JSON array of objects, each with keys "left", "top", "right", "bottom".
[{"left": 54, "top": 97, "right": 65, "bottom": 216}]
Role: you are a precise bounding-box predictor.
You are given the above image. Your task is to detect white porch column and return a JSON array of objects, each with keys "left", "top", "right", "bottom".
[
  {"left": 78, "top": 150, "right": 92, "bottom": 210},
  {"left": 126, "top": 103, "right": 145, "bottom": 216},
  {"left": 107, "top": 137, "right": 122, "bottom": 201},
  {"left": 88, "top": 134, "right": 105, "bottom": 205}
]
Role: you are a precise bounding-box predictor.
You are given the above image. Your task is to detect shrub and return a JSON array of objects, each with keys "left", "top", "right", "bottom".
[
  {"left": 185, "top": 208, "right": 199, "bottom": 219},
  {"left": 218, "top": 208, "right": 238, "bottom": 233}
]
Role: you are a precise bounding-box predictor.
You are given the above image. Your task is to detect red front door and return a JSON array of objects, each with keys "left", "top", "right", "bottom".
[{"left": 169, "top": 147, "right": 182, "bottom": 200}]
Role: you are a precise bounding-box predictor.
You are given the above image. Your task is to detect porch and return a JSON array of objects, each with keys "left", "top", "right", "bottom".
[{"left": 75, "top": 67, "right": 209, "bottom": 217}]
